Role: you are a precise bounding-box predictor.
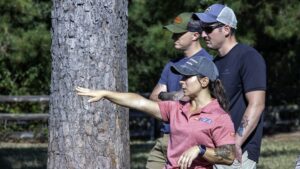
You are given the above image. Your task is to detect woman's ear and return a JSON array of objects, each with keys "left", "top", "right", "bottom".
[{"left": 199, "top": 77, "right": 209, "bottom": 87}]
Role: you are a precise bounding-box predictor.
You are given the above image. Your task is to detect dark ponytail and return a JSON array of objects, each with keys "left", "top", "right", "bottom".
[{"left": 208, "top": 79, "right": 229, "bottom": 112}]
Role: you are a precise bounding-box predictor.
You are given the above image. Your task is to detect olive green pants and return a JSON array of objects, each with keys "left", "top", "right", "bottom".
[{"left": 146, "top": 134, "right": 169, "bottom": 169}]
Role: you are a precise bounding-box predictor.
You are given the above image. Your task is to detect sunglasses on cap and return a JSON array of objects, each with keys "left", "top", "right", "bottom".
[{"left": 201, "top": 23, "right": 224, "bottom": 34}]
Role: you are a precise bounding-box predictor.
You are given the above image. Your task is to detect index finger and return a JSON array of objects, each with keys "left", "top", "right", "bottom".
[{"left": 76, "top": 86, "right": 90, "bottom": 92}]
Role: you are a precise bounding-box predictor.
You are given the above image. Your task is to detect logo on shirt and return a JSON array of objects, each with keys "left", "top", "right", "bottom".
[
  {"left": 199, "top": 117, "right": 212, "bottom": 124},
  {"left": 221, "top": 68, "right": 230, "bottom": 75}
]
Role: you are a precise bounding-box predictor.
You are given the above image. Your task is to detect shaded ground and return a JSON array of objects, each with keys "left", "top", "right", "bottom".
[
  {"left": 263, "top": 130, "right": 300, "bottom": 141},
  {"left": 0, "top": 143, "right": 47, "bottom": 169},
  {"left": 259, "top": 131, "right": 300, "bottom": 169},
  {"left": 0, "top": 131, "right": 299, "bottom": 169}
]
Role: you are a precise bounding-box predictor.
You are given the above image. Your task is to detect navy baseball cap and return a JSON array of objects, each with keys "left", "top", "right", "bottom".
[
  {"left": 193, "top": 4, "right": 237, "bottom": 29},
  {"left": 171, "top": 57, "right": 219, "bottom": 81}
]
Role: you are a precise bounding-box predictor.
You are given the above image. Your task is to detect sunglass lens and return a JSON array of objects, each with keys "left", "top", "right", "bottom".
[{"left": 202, "top": 27, "right": 213, "bottom": 34}]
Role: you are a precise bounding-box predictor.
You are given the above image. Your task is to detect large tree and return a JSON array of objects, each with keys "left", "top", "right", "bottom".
[{"left": 48, "top": 0, "right": 129, "bottom": 168}]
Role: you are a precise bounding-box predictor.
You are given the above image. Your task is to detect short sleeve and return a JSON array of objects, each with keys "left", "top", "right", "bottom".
[
  {"left": 158, "top": 62, "right": 172, "bottom": 85},
  {"left": 158, "top": 101, "right": 177, "bottom": 122},
  {"left": 240, "top": 50, "right": 267, "bottom": 93},
  {"left": 212, "top": 114, "right": 235, "bottom": 146}
]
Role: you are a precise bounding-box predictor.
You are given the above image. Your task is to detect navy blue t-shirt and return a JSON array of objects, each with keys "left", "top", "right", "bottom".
[
  {"left": 214, "top": 44, "right": 267, "bottom": 162},
  {"left": 158, "top": 49, "right": 213, "bottom": 133}
]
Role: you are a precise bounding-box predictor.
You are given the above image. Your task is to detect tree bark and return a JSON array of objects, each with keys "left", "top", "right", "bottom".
[{"left": 48, "top": 0, "right": 129, "bottom": 168}]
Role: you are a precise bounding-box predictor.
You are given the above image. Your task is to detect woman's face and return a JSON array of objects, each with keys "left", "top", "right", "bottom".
[{"left": 179, "top": 75, "right": 202, "bottom": 97}]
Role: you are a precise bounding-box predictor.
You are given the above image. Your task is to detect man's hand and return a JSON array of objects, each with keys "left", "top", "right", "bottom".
[
  {"left": 158, "top": 91, "right": 177, "bottom": 101},
  {"left": 158, "top": 90, "right": 188, "bottom": 101}
]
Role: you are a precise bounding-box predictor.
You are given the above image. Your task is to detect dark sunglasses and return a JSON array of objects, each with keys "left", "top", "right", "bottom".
[
  {"left": 172, "top": 32, "right": 187, "bottom": 40},
  {"left": 201, "top": 23, "right": 224, "bottom": 34}
]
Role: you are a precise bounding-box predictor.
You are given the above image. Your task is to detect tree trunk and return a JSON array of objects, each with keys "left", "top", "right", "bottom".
[{"left": 48, "top": 0, "right": 129, "bottom": 168}]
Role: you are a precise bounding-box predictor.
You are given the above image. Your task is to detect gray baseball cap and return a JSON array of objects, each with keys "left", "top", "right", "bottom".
[
  {"left": 193, "top": 4, "right": 237, "bottom": 29},
  {"left": 171, "top": 57, "right": 219, "bottom": 81}
]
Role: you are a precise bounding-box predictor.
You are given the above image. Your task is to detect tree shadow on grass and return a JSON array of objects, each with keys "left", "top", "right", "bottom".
[
  {"left": 0, "top": 143, "right": 153, "bottom": 169},
  {"left": 260, "top": 149, "right": 300, "bottom": 158},
  {"left": 130, "top": 142, "right": 154, "bottom": 169},
  {"left": 0, "top": 147, "right": 47, "bottom": 169}
]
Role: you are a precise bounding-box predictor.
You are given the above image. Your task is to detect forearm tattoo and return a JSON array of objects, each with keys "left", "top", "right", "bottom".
[
  {"left": 214, "top": 144, "right": 235, "bottom": 160},
  {"left": 237, "top": 116, "right": 249, "bottom": 137}
]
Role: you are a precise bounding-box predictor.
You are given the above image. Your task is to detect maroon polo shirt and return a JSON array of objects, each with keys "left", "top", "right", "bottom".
[{"left": 159, "top": 99, "right": 235, "bottom": 169}]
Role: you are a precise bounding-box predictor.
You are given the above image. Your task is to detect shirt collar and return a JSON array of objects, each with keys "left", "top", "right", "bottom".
[{"left": 181, "top": 99, "right": 220, "bottom": 114}]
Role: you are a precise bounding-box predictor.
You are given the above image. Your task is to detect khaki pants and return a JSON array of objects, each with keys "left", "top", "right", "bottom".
[
  {"left": 214, "top": 151, "right": 257, "bottom": 169},
  {"left": 146, "top": 134, "right": 169, "bottom": 169}
]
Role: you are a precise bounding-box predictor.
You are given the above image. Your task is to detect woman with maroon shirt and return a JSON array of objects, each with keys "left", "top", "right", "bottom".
[{"left": 76, "top": 57, "right": 235, "bottom": 169}]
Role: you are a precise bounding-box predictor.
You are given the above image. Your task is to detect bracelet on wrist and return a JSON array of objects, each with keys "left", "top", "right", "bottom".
[{"left": 198, "top": 145, "right": 206, "bottom": 157}]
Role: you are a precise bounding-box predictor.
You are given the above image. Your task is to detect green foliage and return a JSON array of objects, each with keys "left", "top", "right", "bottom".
[
  {"left": 0, "top": 0, "right": 299, "bottom": 107},
  {"left": 0, "top": 0, "right": 51, "bottom": 115},
  {"left": 128, "top": 0, "right": 205, "bottom": 92},
  {"left": 128, "top": 0, "right": 261, "bottom": 92},
  {"left": 0, "top": 0, "right": 51, "bottom": 96},
  {"left": 128, "top": 0, "right": 300, "bottom": 106}
]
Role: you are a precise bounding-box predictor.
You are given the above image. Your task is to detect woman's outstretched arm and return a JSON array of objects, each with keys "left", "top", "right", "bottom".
[{"left": 76, "top": 87, "right": 162, "bottom": 120}]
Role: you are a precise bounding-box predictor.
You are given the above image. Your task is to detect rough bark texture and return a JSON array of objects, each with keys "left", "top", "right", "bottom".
[{"left": 48, "top": 0, "right": 129, "bottom": 168}]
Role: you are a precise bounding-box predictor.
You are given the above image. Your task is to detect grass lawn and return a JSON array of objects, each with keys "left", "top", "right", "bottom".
[
  {"left": 131, "top": 131, "right": 300, "bottom": 169},
  {"left": 0, "top": 131, "right": 299, "bottom": 169},
  {"left": 258, "top": 132, "right": 300, "bottom": 169}
]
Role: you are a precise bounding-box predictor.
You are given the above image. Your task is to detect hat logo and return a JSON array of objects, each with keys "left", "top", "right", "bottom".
[
  {"left": 174, "top": 16, "right": 182, "bottom": 24},
  {"left": 205, "top": 7, "right": 211, "bottom": 12}
]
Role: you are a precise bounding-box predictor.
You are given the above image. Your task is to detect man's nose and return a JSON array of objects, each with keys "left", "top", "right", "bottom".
[{"left": 201, "top": 31, "right": 207, "bottom": 38}]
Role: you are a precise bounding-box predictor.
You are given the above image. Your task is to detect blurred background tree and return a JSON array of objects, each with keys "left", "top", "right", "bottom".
[
  {"left": 0, "top": 0, "right": 51, "bottom": 95},
  {"left": 0, "top": 0, "right": 299, "bottom": 108},
  {"left": 0, "top": 0, "right": 51, "bottom": 114}
]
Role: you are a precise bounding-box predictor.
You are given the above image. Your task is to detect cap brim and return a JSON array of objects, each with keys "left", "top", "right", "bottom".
[
  {"left": 163, "top": 24, "right": 187, "bottom": 33},
  {"left": 171, "top": 64, "right": 195, "bottom": 76},
  {"left": 193, "top": 13, "right": 217, "bottom": 23}
]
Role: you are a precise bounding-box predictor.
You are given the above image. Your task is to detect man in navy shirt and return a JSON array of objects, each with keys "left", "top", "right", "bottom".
[
  {"left": 146, "top": 12, "right": 212, "bottom": 169},
  {"left": 194, "top": 4, "right": 266, "bottom": 169}
]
